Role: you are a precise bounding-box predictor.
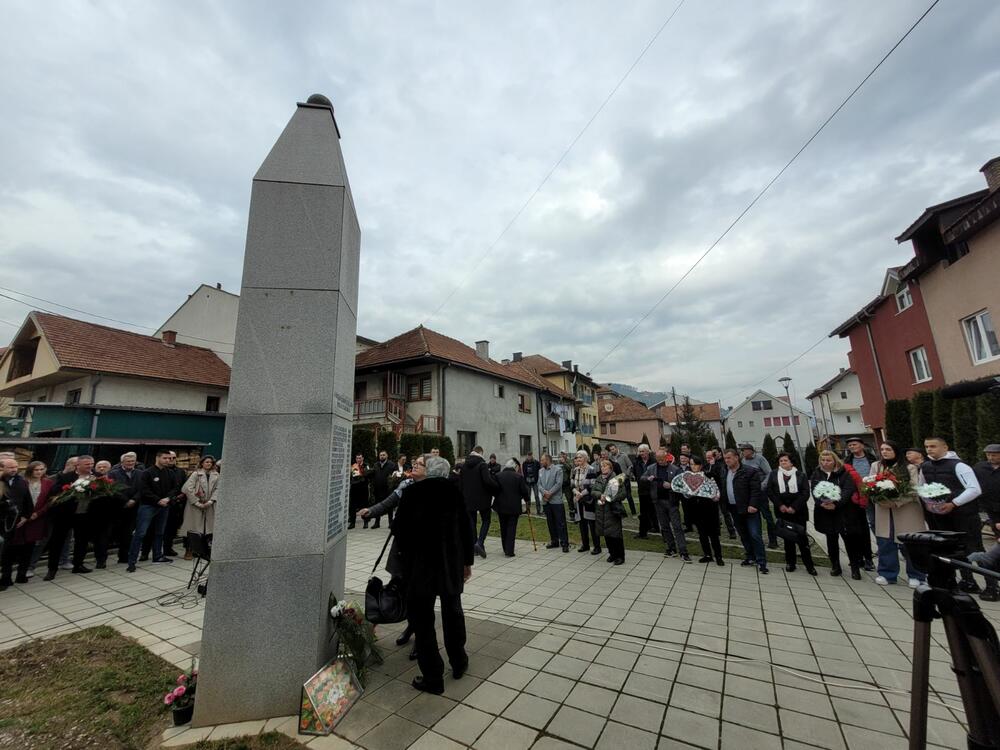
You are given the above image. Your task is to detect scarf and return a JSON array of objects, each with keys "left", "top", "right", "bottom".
[{"left": 778, "top": 467, "right": 798, "bottom": 494}]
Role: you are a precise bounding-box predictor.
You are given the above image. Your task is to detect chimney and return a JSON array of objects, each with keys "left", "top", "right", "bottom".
[
  {"left": 981, "top": 157, "right": 1000, "bottom": 191},
  {"left": 501, "top": 358, "right": 511, "bottom": 365},
  {"left": 216, "top": 282, "right": 223, "bottom": 290},
  {"left": 161, "top": 330, "right": 177, "bottom": 346},
  {"left": 475, "top": 340, "right": 489, "bottom": 360},
  {"left": 512, "top": 352, "right": 522, "bottom": 362},
  {"left": 562, "top": 360, "right": 572, "bottom": 370}
]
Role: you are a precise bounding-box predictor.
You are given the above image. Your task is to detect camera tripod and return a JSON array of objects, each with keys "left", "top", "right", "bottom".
[{"left": 901, "top": 532, "right": 1000, "bottom": 749}]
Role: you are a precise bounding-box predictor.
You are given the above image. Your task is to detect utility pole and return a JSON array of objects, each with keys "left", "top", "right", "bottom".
[{"left": 778, "top": 377, "right": 805, "bottom": 467}]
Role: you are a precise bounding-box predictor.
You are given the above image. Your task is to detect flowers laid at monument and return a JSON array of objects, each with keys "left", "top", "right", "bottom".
[
  {"left": 916, "top": 482, "right": 952, "bottom": 513},
  {"left": 329, "top": 598, "right": 381, "bottom": 686},
  {"left": 48, "top": 475, "right": 122, "bottom": 508},
  {"left": 163, "top": 664, "right": 198, "bottom": 725},
  {"left": 860, "top": 468, "right": 913, "bottom": 506},
  {"left": 811, "top": 480, "right": 842, "bottom": 503}
]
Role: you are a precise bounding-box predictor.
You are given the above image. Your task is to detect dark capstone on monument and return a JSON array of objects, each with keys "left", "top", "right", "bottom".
[{"left": 192, "top": 95, "right": 360, "bottom": 726}]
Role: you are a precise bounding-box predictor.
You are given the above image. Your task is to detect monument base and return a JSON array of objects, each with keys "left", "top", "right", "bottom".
[{"left": 191, "top": 543, "right": 346, "bottom": 727}]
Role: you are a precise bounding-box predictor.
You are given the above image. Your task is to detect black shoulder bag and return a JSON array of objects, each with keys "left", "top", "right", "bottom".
[{"left": 364, "top": 532, "right": 407, "bottom": 624}]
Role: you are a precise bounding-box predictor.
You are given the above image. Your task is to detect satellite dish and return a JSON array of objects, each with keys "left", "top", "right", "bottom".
[{"left": 604, "top": 402, "right": 614, "bottom": 413}]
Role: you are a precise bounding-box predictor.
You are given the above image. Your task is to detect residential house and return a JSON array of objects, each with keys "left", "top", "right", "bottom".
[
  {"left": 517, "top": 354, "right": 600, "bottom": 448},
  {"left": 807, "top": 368, "right": 872, "bottom": 451},
  {"left": 0, "top": 312, "right": 230, "bottom": 466},
  {"left": 725, "top": 389, "right": 812, "bottom": 452},
  {"left": 353, "top": 327, "right": 571, "bottom": 460},
  {"left": 594, "top": 389, "right": 665, "bottom": 448},
  {"left": 654, "top": 401, "right": 725, "bottom": 447},
  {"left": 156, "top": 283, "right": 240, "bottom": 364},
  {"left": 896, "top": 157, "right": 1000, "bottom": 384},
  {"left": 830, "top": 265, "right": 944, "bottom": 437}
]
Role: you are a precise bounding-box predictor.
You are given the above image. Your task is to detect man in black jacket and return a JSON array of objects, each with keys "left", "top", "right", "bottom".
[
  {"left": 108, "top": 452, "right": 142, "bottom": 564},
  {"left": 720, "top": 448, "right": 768, "bottom": 573},
  {"left": 126, "top": 450, "right": 184, "bottom": 572},
  {"left": 707, "top": 449, "right": 737, "bottom": 538},
  {"left": 369, "top": 450, "right": 396, "bottom": 530},
  {"left": 642, "top": 449, "right": 690, "bottom": 562},
  {"left": 393, "top": 456, "right": 473, "bottom": 695},
  {"left": 1, "top": 458, "right": 34, "bottom": 589},
  {"left": 459, "top": 447, "right": 499, "bottom": 558},
  {"left": 44, "top": 455, "right": 98, "bottom": 580},
  {"left": 632, "top": 444, "right": 658, "bottom": 538},
  {"left": 494, "top": 461, "right": 529, "bottom": 557},
  {"left": 522, "top": 452, "right": 541, "bottom": 515}
]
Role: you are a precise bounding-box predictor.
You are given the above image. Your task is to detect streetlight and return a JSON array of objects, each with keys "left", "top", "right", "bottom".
[{"left": 778, "top": 377, "right": 805, "bottom": 467}]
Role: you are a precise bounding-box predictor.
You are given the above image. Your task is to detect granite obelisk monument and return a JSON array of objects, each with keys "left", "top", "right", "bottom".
[{"left": 193, "top": 95, "right": 360, "bottom": 726}]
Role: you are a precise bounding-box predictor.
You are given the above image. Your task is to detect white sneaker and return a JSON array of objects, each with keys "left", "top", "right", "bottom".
[
  {"left": 25, "top": 569, "right": 34, "bottom": 579},
  {"left": 908, "top": 578, "right": 921, "bottom": 588},
  {"left": 875, "top": 576, "right": 890, "bottom": 586},
  {"left": 59, "top": 562, "right": 74, "bottom": 571}
]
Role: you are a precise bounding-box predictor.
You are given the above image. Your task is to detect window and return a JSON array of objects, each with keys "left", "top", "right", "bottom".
[
  {"left": 407, "top": 373, "right": 432, "bottom": 401},
  {"left": 65, "top": 389, "right": 81, "bottom": 405},
  {"left": 494, "top": 384, "right": 505, "bottom": 398},
  {"left": 751, "top": 400, "right": 772, "bottom": 411},
  {"left": 962, "top": 310, "right": 1000, "bottom": 365},
  {"left": 600, "top": 424, "right": 608, "bottom": 435},
  {"left": 205, "top": 396, "right": 221, "bottom": 413},
  {"left": 794, "top": 416, "right": 800, "bottom": 425},
  {"left": 908, "top": 347, "right": 932, "bottom": 383},
  {"left": 457, "top": 431, "right": 477, "bottom": 457},
  {"left": 354, "top": 381, "right": 368, "bottom": 401},
  {"left": 945, "top": 240, "right": 970, "bottom": 265},
  {"left": 519, "top": 435, "right": 532, "bottom": 455},
  {"left": 846, "top": 415, "right": 852, "bottom": 423},
  {"left": 840, "top": 391, "right": 848, "bottom": 400},
  {"left": 737, "top": 420, "right": 743, "bottom": 428},
  {"left": 499, "top": 432, "right": 506, "bottom": 447},
  {"left": 7, "top": 339, "right": 38, "bottom": 381},
  {"left": 609, "top": 423, "right": 617, "bottom": 435},
  {"left": 749, "top": 420, "right": 754, "bottom": 427},
  {"left": 781, "top": 416, "right": 791, "bottom": 426},
  {"left": 895, "top": 285, "right": 913, "bottom": 313},
  {"left": 517, "top": 393, "right": 531, "bottom": 413},
  {"left": 764, "top": 417, "right": 772, "bottom": 427}
]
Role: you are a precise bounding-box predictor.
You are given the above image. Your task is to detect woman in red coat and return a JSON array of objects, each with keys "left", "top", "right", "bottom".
[{"left": 0, "top": 461, "right": 53, "bottom": 588}]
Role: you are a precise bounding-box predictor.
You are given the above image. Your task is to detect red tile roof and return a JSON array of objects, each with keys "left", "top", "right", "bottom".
[
  {"left": 503, "top": 361, "right": 575, "bottom": 400},
  {"left": 355, "top": 325, "right": 560, "bottom": 393},
  {"left": 519, "top": 354, "right": 567, "bottom": 375},
  {"left": 656, "top": 402, "right": 722, "bottom": 424},
  {"left": 601, "top": 397, "right": 660, "bottom": 422},
  {"left": 33, "top": 312, "right": 231, "bottom": 388}
]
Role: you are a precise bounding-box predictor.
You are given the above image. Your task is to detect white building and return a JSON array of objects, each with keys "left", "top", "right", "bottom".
[
  {"left": 157, "top": 283, "right": 240, "bottom": 364},
  {"left": 807, "top": 368, "right": 873, "bottom": 451},
  {"left": 725, "top": 389, "right": 813, "bottom": 452}
]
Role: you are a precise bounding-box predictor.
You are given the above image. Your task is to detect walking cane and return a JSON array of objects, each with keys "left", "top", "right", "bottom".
[{"left": 525, "top": 499, "right": 538, "bottom": 552}]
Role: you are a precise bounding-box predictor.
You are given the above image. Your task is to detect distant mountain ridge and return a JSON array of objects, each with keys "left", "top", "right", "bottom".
[{"left": 607, "top": 383, "right": 669, "bottom": 407}]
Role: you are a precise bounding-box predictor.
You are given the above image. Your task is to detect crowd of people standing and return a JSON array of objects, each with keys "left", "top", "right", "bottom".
[{"left": 0, "top": 449, "right": 220, "bottom": 590}]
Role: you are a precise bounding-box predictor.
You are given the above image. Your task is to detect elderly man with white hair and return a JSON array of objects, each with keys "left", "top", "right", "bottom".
[{"left": 393, "top": 454, "right": 474, "bottom": 695}]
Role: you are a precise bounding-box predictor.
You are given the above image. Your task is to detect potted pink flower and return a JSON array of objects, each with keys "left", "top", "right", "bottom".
[{"left": 164, "top": 664, "right": 198, "bottom": 725}]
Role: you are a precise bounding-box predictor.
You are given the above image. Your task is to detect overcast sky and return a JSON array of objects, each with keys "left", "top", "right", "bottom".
[{"left": 2, "top": 1, "right": 998, "bottom": 408}]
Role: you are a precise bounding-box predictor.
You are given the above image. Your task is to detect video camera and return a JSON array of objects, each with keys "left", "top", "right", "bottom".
[{"left": 898, "top": 531, "right": 1000, "bottom": 749}]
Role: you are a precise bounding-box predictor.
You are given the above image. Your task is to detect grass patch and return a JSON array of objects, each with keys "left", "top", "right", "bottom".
[
  {"left": 0, "top": 625, "right": 178, "bottom": 749},
  {"left": 0, "top": 627, "right": 309, "bottom": 750},
  {"left": 486, "top": 497, "right": 831, "bottom": 566}
]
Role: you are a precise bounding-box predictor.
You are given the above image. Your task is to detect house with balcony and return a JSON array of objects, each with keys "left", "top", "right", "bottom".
[
  {"left": 807, "top": 368, "right": 872, "bottom": 451},
  {"left": 517, "top": 354, "right": 599, "bottom": 448},
  {"left": 353, "top": 326, "right": 569, "bottom": 460}
]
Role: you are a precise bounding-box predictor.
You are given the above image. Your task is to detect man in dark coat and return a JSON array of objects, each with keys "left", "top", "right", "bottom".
[
  {"left": 369, "top": 450, "right": 396, "bottom": 530},
  {"left": 707, "top": 449, "right": 737, "bottom": 538},
  {"left": 459, "top": 447, "right": 499, "bottom": 558},
  {"left": 522, "top": 452, "right": 541, "bottom": 515},
  {"left": 108, "top": 452, "right": 142, "bottom": 564},
  {"left": 0, "top": 458, "right": 34, "bottom": 589},
  {"left": 127, "top": 450, "right": 184, "bottom": 572},
  {"left": 632, "top": 444, "right": 658, "bottom": 538},
  {"left": 44, "top": 455, "right": 101, "bottom": 579},
  {"left": 494, "top": 460, "right": 529, "bottom": 557},
  {"left": 642, "top": 449, "right": 689, "bottom": 561},
  {"left": 720, "top": 448, "right": 768, "bottom": 573},
  {"left": 393, "top": 456, "right": 473, "bottom": 695}
]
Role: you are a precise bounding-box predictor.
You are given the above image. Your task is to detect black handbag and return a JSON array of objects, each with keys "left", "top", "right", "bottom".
[
  {"left": 364, "top": 532, "right": 407, "bottom": 625},
  {"left": 775, "top": 518, "right": 806, "bottom": 542}
]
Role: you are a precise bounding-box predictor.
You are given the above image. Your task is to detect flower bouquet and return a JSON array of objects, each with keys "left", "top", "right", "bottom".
[
  {"left": 812, "top": 480, "right": 842, "bottom": 503},
  {"left": 330, "top": 598, "right": 381, "bottom": 686},
  {"left": 860, "top": 468, "right": 912, "bottom": 506},
  {"left": 916, "top": 482, "right": 952, "bottom": 514},
  {"left": 48, "top": 475, "right": 123, "bottom": 508},
  {"left": 163, "top": 663, "right": 198, "bottom": 725}
]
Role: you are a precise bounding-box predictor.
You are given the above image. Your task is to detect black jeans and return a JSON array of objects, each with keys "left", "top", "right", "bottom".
[
  {"left": 623, "top": 480, "right": 636, "bottom": 516},
  {"left": 637, "top": 493, "right": 659, "bottom": 535},
  {"left": 694, "top": 498, "right": 722, "bottom": 559},
  {"left": 47, "top": 514, "right": 90, "bottom": 572},
  {"left": 468, "top": 508, "right": 491, "bottom": 547},
  {"left": 89, "top": 507, "right": 115, "bottom": 565},
  {"left": 497, "top": 513, "right": 519, "bottom": 555},
  {"left": 114, "top": 504, "right": 137, "bottom": 562},
  {"left": 825, "top": 531, "right": 866, "bottom": 572},
  {"left": 544, "top": 503, "right": 568, "bottom": 547},
  {"left": 1, "top": 542, "right": 34, "bottom": 583},
  {"left": 681, "top": 496, "right": 697, "bottom": 532},
  {"left": 407, "top": 591, "right": 467, "bottom": 690},
  {"left": 605, "top": 535, "right": 625, "bottom": 561},
  {"left": 718, "top": 502, "right": 737, "bottom": 536},
  {"left": 655, "top": 499, "right": 687, "bottom": 555}
]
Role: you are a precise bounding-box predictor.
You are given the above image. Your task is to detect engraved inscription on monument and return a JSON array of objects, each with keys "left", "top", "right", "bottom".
[{"left": 327, "top": 422, "right": 349, "bottom": 541}]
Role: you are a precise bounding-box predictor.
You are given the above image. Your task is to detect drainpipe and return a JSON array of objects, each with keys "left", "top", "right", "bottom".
[
  {"left": 537, "top": 393, "right": 545, "bottom": 456},
  {"left": 89, "top": 372, "right": 103, "bottom": 438},
  {"left": 440, "top": 363, "right": 448, "bottom": 438},
  {"left": 864, "top": 321, "right": 888, "bottom": 405}
]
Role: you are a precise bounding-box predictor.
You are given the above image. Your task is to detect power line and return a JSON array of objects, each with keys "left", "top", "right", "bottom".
[
  {"left": 423, "top": 0, "right": 687, "bottom": 324},
  {"left": 718, "top": 333, "right": 830, "bottom": 404},
  {"left": 587, "top": 0, "right": 941, "bottom": 375}
]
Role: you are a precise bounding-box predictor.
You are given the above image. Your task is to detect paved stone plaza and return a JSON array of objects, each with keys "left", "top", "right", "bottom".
[{"left": 1, "top": 529, "right": 994, "bottom": 749}]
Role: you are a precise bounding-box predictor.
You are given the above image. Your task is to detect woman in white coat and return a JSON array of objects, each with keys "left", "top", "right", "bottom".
[{"left": 181, "top": 455, "right": 219, "bottom": 559}]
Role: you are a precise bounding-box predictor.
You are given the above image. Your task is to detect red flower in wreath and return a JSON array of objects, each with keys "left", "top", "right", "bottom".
[{"left": 62, "top": 484, "right": 71, "bottom": 491}]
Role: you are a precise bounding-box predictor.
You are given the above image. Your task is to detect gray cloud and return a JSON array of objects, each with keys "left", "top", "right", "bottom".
[{"left": 1, "top": 0, "right": 998, "bottom": 409}]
